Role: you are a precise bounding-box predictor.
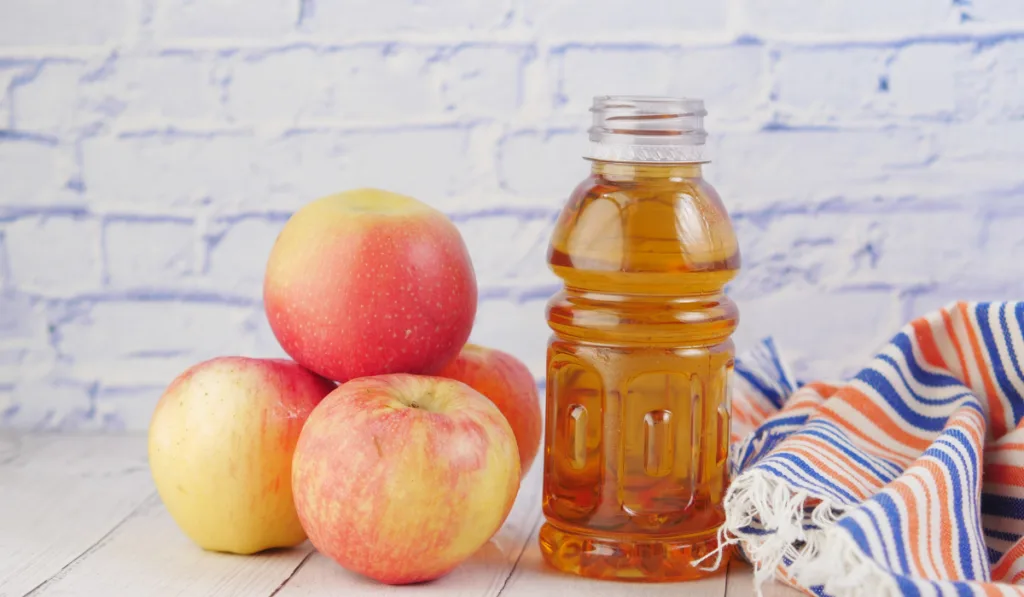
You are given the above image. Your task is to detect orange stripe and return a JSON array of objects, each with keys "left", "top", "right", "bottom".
[
  {"left": 990, "top": 442, "right": 1024, "bottom": 453},
  {"left": 889, "top": 480, "right": 929, "bottom": 575},
  {"left": 985, "top": 464, "right": 1024, "bottom": 488},
  {"left": 993, "top": 538, "right": 1024, "bottom": 580},
  {"left": 804, "top": 381, "right": 839, "bottom": 399},
  {"left": 920, "top": 459, "right": 959, "bottom": 577},
  {"left": 905, "top": 469, "right": 944, "bottom": 577},
  {"left": 832, "top": 387, "right": 932, "bottom": 451},
  {"left": 912, "top": 317, "right": 947, "bottom": 370},
  {"left": 797, "top": 434, "right": 884, "bottom": 489},
  {"left": 950, "top": 408, "right": 985, "bottom": 453},
  {"left": 817, "top": 406, "right": 910, "bottom": 465},
  {"left": 786, "top": 445, "right": 869, "bottom": 500},
  {"left": 732, "top": 406, "right": 753, "bottom": 427},
  {"left": 943, "top": 306, "right": 973, "bottom": 390},
  {"left": 959, "top": 302, "right": 1008, "bottom": 437},
  {"left": 745, "top": 398, "right": 772, "bottom": 420}
]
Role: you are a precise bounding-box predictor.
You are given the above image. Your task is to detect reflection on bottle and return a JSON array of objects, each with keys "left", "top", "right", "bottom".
[
  {"left": 643, "top": 409, "right": 673, "bottom": 477},
  {"left": 568, "top": 404, "right": 588, "bottom": 470}
]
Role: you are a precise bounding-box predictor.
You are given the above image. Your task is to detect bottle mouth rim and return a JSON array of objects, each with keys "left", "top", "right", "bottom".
[
  {"left": 590, "top": 95, "right": 708, "bottom": 117},
  {"left": 588, "top": 95, "right": 709, "bottom": 162}
]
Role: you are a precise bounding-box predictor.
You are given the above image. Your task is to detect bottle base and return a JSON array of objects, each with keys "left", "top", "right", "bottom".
[{"left": 538, "top": 522, "right": 732, "bottom": 582}]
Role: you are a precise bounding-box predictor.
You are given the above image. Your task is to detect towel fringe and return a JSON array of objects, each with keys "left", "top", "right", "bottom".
[
  {"left": 698, "top": 469, "right": 852, "bottom": 594},
  {"left": 795, "top": 527, "right": 901, "bottom": 597}
]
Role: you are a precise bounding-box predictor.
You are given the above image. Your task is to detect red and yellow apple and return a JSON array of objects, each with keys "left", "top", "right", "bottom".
[
  {"left": 292, "top": 374, "right": 520, "bottom": 584},
  {"left": 263, "top": 188, "right": 477, "bottom": 383},
  {"left": 148, "top": 357, "right": 335, "bottom": 554},
  {"left": 437, "top": 344, "right": 542, "bottom": 475}
]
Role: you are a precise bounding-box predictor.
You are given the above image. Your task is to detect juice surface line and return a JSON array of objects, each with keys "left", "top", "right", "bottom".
[{"left": 540, "top": 96, "right": 741, "bottom": 582}]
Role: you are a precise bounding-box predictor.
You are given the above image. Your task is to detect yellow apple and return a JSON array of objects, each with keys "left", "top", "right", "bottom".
[{"left": 148, "top": 356, "right": 335, "bottom": 554}]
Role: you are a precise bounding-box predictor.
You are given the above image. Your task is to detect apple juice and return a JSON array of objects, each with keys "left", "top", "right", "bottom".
[{"left": 541, "top": 96, "right": 739, "bottom": 582}]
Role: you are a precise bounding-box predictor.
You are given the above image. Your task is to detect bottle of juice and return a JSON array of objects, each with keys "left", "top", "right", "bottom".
[{"left": 540, "top": 96, "right": 740, "bottom": 582}]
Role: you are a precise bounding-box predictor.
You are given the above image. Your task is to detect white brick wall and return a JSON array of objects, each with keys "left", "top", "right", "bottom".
[{"left": 3, "top": 0, "right": 1024, "bottom": 430}]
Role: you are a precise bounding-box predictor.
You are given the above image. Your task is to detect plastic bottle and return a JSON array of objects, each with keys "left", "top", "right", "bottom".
[{"left": 541, "top": 96, "right": 740, "bottom": 582}]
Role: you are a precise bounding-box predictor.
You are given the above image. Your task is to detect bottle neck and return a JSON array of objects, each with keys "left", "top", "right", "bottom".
[{"left": 590, "top": 160, "right": 704, "bottom": 182}]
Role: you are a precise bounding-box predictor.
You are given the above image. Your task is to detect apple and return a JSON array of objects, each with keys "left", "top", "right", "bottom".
[
  {"left": 292, "top": 374, "right": 520, "bottom": 585},
  {"left": 437, "top": 344, "right": 542, "bottom": 475},
  {"left": 148, "top": 356, "right": 335, "bottom": 555},
  {"left": 263, "top": 188, "right": 477, "bottom": 383}
]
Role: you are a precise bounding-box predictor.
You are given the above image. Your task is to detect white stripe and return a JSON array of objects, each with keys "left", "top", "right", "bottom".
[
  {"left": 929, "top": 438, "right": 988, "bottom": 580},
  {"left": 823, "top": 383, "right": 923, "bottom": 463},
  {"left": 844, "top": 504, "right": 903, "bottom": 573},
  {"left": 785, "top": 435, "right": 877, "bottom": 497},
  {"left": 982, "top": 513, "right": 1024, "bottom": 542},
  {"left": 958, "top": 304, "right": 1014, "bottom": 439},
  {"left": 879, "top": 336, "right": 978, "bottom": 404},
  {"left": 951, "top": 305, "right": 989, "bottom": 412},
  {"left": 762, "top": 455, "right": 855, "bottom": 505},
  {"left": 993, "top": 303, "right": 1024, "bottom": 393},
  {"left": 807, "top": 419, "right": 905, "bottom": 480},
  {"left": 1003, "top": 302, "right": 1024, "bottom": 396},
  {"left": 984, "top": 304, "right": 1021, "bottom": 435},
  {"left": 930, "top": 303, "right": 967, "bottom": 386},
  {"left": 899, "top": 470, "right": 943, "bottom": 580}
]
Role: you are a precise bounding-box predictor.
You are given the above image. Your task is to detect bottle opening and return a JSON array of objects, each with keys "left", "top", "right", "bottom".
[{"left": 588, "top": 95, "right": 708, "bottom": 163}]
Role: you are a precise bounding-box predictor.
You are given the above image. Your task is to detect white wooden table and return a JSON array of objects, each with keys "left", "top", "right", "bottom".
[{"left": 0, "top": 432, "right": 798, "bottom": 597}]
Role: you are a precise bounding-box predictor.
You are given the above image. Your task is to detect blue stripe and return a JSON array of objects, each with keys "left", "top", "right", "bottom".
[
  {"left": 734, "top": 366, "right": 785, "bottom": 409},
  {"left": 981, "top": 493, "right": 1024, "bottom": 520},
  {"left": 838, "top": 515, "right": 874, "bottom": 558},
  {"left": 1014, "top": 302, "right": 1024, "bottom": 378},
  {"left": 734, "top": 337, "right": 798, "bottom": 409},
  {"left": 764, "top": 336, "right": 798, "bottom": 394},
  {"left": 945, "top": 429, "right": 981, "bottom": 496},
  {"left": 936, "top": 431, "right": 982, "bottom": 578},
  {"left": 977, "top": 303, "right": 1023, "bottom": 423},
  {"left": 758, "top": 460, "right": 853, "bottom": 503},
  {"left": 757, "top": 460, "right": 834, "bottom": 500},
  {"left": 924, "top": 436, "right": 977, "bottom": 577},
  {"left": 770, "top": 453, "right": 860, "bottom": 502},
  {"left": 810, "top": 419, "right": 905, "bottom": 479},
  {"left": 959, "top": 398, "right": 986, "bottom": 420},
  {"left": 754, "top": 414, "right": 809, "bottom": 434},
  {"left": 987, "top": 547, "right": 1002, "bottom": 566},
  {"left": 873, "top": 492, "right": 911, "bottom": 573},
  {"left": 891, "top": 331, "right": 970, "bottom": 392},
  {"left": 737, "top": 424, "right": 795, "bottom": 470},
  {"left": 893, "top": 575, "right": 922, "bottom": 597},
  {"left": 861, "top": 507, "right": 896, "bottom": 566},
  {"left": 879, "top": 352, "right": 971, "bottom": 407},
  {"left": 1000, "top": 303, "right": 1024, "bottom": 421},
  {"left": 855, "top": 368, "right": 948, "bottom": 432},
  {"left": 802, "top": 424, "right": 899, "bottom": 483},
  {"left": 983, "top": 527, "right": 1020, "bottom": 542}
]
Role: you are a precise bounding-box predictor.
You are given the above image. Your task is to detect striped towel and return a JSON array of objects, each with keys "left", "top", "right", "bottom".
[{"left": 725, "top": 301, "right": 1024, "bottom": 597}]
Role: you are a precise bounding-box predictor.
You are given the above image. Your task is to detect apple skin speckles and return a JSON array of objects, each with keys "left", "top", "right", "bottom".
[
  {"left": 291, "top": 374, "right": 520, "bottom": 585},
  {"left": 263, "top": 189, "right": 477, "bottom": 383}
]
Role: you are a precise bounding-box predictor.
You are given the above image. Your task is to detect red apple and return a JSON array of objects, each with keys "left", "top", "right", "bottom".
[
  {"left": 263, "top": 188, "right": 477, "bottom": 383},
  {"left": 149, "top": 357, "right": 335, "bottom": 554},
  {"left": 292, "top": 374, "right": 520, "bottom": 585},
  {"left": 437, "top": 344, "right": 541, "bottom": 475}
]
